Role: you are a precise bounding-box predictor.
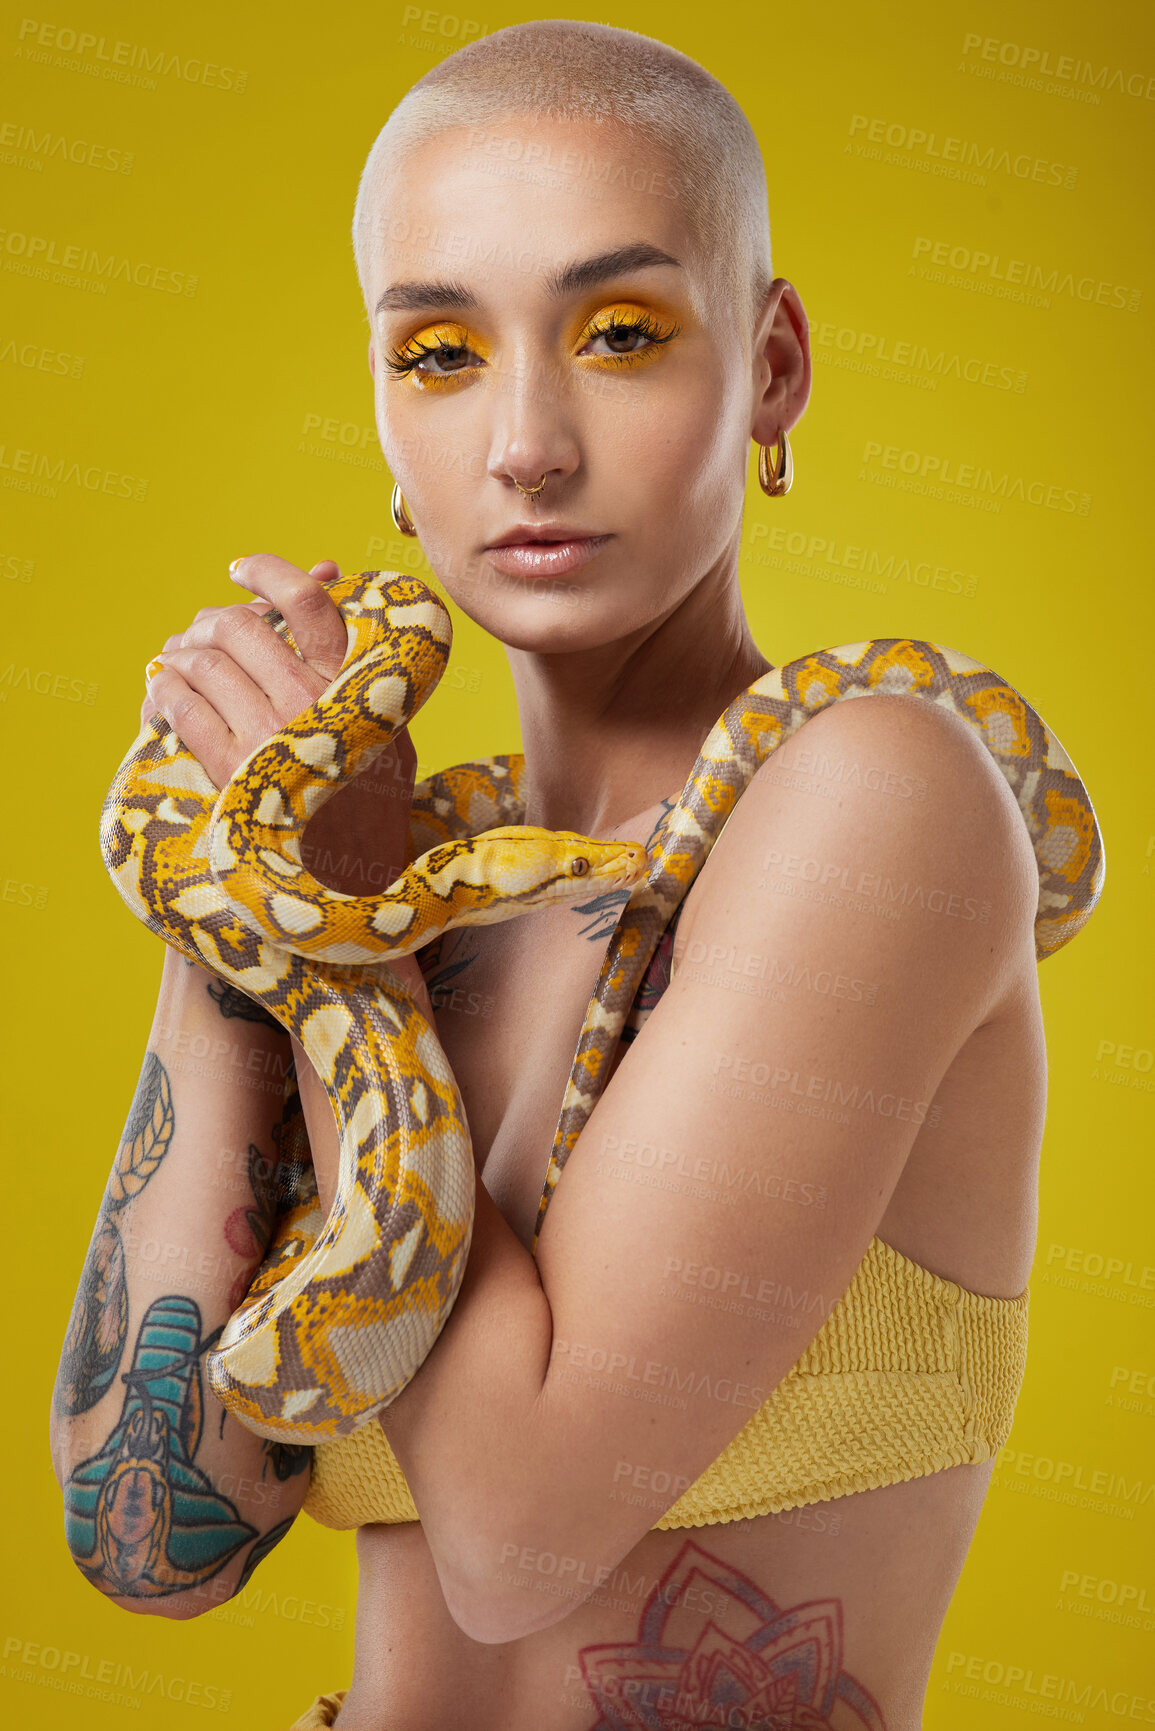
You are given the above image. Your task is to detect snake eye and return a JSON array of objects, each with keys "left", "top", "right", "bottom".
[{"left": 572, "top": 857, "right": 589, "bottom": 876}]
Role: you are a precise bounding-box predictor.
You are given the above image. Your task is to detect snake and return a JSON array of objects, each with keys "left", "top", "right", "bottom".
[
  {"left": 318, "top": 631, "right": 1106, "bottom": 1260},
  {"left": 100, "top": 570, "right": 649, "bottom": 1444},
  {"left": 102, "top": 572, "right": 1106, "bottom": 1450},
  {"left": 302, "top": 628, "right": 1105, "bottom": 1530},
  {"left": 523, "top": 633, "right": 1105, "bottom": 1251}
]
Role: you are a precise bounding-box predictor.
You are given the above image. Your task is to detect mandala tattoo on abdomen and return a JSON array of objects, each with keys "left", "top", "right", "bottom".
[{"left": 575, "top": 1539, "right": 886, "bottom": 1730}]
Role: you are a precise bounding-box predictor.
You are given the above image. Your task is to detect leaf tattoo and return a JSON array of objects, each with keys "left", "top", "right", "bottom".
[
  {"left": 56, "top": 1052, "right": 176, "bottom": 1414},
  {"left": 107, "top": 1051, "right": 175, "bottom": 1207}
]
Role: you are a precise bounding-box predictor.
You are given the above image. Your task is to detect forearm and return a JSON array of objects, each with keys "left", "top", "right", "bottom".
[
  {"left": 51, "top": 947, "right": 312, "bottom": 1616},
  {"left": 378, "top": 1174, "right": 558, "bottom": 1633},
  {"left": 289, "top": 1040, "right": 560, "bottom": 1634}
]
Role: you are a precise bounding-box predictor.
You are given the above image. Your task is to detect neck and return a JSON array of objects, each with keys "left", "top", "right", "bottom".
[{"left": 506, "top": 555, "right": 772, "bottom": 837}]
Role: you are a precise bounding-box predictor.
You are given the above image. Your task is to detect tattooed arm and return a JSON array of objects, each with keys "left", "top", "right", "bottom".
[
  {"left": 51, "top": 557, "right": 395, "bottom": 1614},
  {"left": 49, "top": 947, "right": 311, "bottom": 1618}
]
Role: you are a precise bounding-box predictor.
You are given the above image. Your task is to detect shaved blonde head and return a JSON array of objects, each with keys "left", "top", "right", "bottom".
[{"left": 352, "top": 20, "right": 774, "bottom": 338}]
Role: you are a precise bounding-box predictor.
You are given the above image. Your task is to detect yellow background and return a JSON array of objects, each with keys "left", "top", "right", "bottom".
[{"left": 2, "top": 0, "right": 1152, "bottom": 1723}]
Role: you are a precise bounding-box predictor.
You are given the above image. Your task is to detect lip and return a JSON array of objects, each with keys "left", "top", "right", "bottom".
[
  {"left": 485, "top": 522, "right": 604, "bottom": 548},
  {"left": 483, "top": 528, "right": 612, "bottom": 579}
]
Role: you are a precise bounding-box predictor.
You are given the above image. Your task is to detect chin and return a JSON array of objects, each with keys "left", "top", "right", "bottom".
[{"left": 467, "top": 591, "right": 622, "bottom": 653}]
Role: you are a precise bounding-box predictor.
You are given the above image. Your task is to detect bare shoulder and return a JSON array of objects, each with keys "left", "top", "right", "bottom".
[{"left": 675, "top": 688, "right": 1041, "bottom": 1030}]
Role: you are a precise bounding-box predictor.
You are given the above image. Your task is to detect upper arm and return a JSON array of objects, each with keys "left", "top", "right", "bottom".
[{"left": 523, "top": 693, "right": 1037, "bottom": 1580}]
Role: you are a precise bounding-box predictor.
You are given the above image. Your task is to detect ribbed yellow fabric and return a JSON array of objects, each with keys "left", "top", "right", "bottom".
[{"left": 302, "top": 1236, "right": 1028, "bottom": 1531}]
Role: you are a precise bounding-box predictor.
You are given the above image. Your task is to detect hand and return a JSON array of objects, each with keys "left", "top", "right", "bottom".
[
  {"left": 141, "top": 556, "right": 348, "bottom": 783},
  {"left": 143, "top": 554, "right": 430, "bottom": 1015}
]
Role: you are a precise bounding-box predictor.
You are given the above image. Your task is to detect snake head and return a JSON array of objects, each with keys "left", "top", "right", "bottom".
[
  {"left": 405, "top": 825, "right": 651, "bottom": 930},
  {"left": 508, "top": 827, "right": 651, "bottom": 900}
]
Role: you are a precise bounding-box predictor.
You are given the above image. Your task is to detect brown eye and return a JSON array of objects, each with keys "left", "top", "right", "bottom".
[
  {"left": 572, "top": 857, "right": 589, "bottom": 876},
  {"left": 601, "top": 326, "right": 645, "bottom": 354},
  {"left": 580, "top": 307, "right": 680, "bottom": 364},
  {"left": 428, "top": 344, "right": 473, "bottom": 372},
  {"left": 383, "top": 327, "right": 484, "bottom": 380}
]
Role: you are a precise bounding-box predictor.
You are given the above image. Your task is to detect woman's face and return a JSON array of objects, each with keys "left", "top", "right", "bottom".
[{"left": 365, "top": 113, "right": 778, "bottom": 653}]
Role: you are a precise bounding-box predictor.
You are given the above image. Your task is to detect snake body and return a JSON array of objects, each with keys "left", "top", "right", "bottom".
[
  {"left": 298, "top": 628, "right": 1105, "bottom": 1531},
  {"left": 525, "top": 635, "right": 1104, "bottom": 1249},
  {"left": 103, "top": 573, "right": 1106, "bottom": 1450},
  {"left": 354, "top": 636, "right": 1105, "bottom": 1256},
  {"left": 100, "top": 571, "right": 648, "bottom": 1443}
]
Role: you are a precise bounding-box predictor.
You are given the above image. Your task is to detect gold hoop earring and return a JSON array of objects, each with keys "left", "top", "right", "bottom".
[
  {"left": 758, "top": 430, "right": 793, "bottom": 497},
  {"left": 513, "top": 475, "right": 547, "bottom": 498},
  {"left": 391, "top": 483, "right": 417, "bottom": 537}
]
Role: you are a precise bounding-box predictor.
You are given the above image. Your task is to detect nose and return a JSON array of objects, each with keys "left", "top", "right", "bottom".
[{"left": 484, "top": 350, "right": 580, "bottom": 496}]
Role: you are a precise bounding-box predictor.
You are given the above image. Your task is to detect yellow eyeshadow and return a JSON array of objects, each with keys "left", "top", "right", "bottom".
[
  {"left": 393, "top": 322, "right": 488, "bottom": 389},
  {"left": 576, "top": 302, "right": 680, "bottom": 368},
  {"left": 388, "top": 304, "right": 678, "bottom": 387},
  {"left": 399, "top": 323, "right": 468, "bottom": 353},
  {"left": 583, "top": 301, "right": 660, "bottom": 331}
]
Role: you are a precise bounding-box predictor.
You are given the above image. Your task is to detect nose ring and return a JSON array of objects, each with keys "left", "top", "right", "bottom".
[{"left": 513, "top": 475, "right": 548, "bottom": 498}]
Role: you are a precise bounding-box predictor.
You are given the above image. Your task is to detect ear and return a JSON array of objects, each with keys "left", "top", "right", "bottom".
[
  {"left": 368, "top": 335, "right": 377, "bottom": 380},
  {"left": 751, "top": 278, "right": 811, "bottom": 448}
]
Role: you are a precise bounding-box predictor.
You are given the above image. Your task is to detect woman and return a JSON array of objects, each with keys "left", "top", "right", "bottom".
[{"left": 51, "top": 21, "right": 1102, "bottom": 1731}]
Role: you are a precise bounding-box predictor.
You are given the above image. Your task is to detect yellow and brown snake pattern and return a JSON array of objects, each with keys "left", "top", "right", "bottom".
[
  {"left": 101, "top": 573, "right": 1105, "bottom": 1448},
  {"left": 100, "top": 571, "right": 648, "bottom": 1444}
]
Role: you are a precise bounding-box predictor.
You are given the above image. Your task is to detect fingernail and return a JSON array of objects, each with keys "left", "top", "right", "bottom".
[
  {"left": 145, "top": 654, "right": 165, "bottom": 683},
  {"left": 229, "top": 556, "right": 245, "bottom": 575}
]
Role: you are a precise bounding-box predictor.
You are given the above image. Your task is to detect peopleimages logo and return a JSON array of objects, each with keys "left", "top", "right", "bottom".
[
  {"left": 911, "top": 236, "right": 1141, "bottom": 312},
  {"left": 860, "top": 440, "right": 1091, "bottom": 515},
  {"left": 944, "top": 1649, "right": 1155, "bottom": 1722},
  {"left": 0, "top": 440, "right": 148, "bottom": 501},
  {"left": 848, "top": 114, "right": 1078, "bottom": 188},
  {"left": 960, "top": 33, "right": 1155, "bottom": 102},
  {"left": 812, "top": 320, "right": 1027, "bottom": 393},
  {"left": 0, "top": 119, "right": 133, "bottom": 173},
  {"left": 2, "top": 1634, "right": 231, "bottom": 1711},
  {"left": 0, "top": 228, "right": 197, "bottom": 296},
  {"left": 14, "top": 18, "right": 248, "bottom": 92}
]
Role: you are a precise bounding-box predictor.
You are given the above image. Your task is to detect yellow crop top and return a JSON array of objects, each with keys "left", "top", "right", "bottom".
[
  {"left": 300, "top": 638, "right": 1103, "bottom": 1533},
  {"left": 304, "top": 1235, "right": 1028, "bottom": 1530}
]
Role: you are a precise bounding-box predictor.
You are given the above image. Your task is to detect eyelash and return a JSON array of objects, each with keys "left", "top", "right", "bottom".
[
  {"left": 383, "top": 309, "right": 680, "bottom": 380},
  {"left": 382, "top": 327, "right": 473, "bottom": 380},
  {"left": 583, "top": 308, "right": 680, "bottom": 365}
]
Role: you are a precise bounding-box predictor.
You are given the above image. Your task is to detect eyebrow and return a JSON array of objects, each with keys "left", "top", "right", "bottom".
[{"left": 373, "top": 242, "right": 683, "bottom": 320}]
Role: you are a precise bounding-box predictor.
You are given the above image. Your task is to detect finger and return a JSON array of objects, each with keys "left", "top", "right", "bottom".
[
  {"left": 144, "top": 664, "right": 236, "bottom": 790},
  {"left": 229, "top": 555, "right": 348, "bottom": 679},
  {"left": 140, "top": 633, "right": 182, "bottom": 727},
  {"left": 192, "top": 598, "right": 269, "bottom": 622},
  {"left": 158, "top": 641, "right": 281, "bottom": 759},
  {"left": 140, "top": 603, "right": 266, "bottom": 731},
  {"left": 178, "top": 604, "right": 329, "bottom": 721}
]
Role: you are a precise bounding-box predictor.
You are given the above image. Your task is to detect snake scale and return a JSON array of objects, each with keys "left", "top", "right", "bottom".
[
  {"left": 101, "top": 570, "right": 1105, "bottom": 1447},
  {"left": 100, "top": 570, "right": 648, "bottom": 1443},
  {"left": 523, "top": 629, "right": 1104, "bottom": 1252}
]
